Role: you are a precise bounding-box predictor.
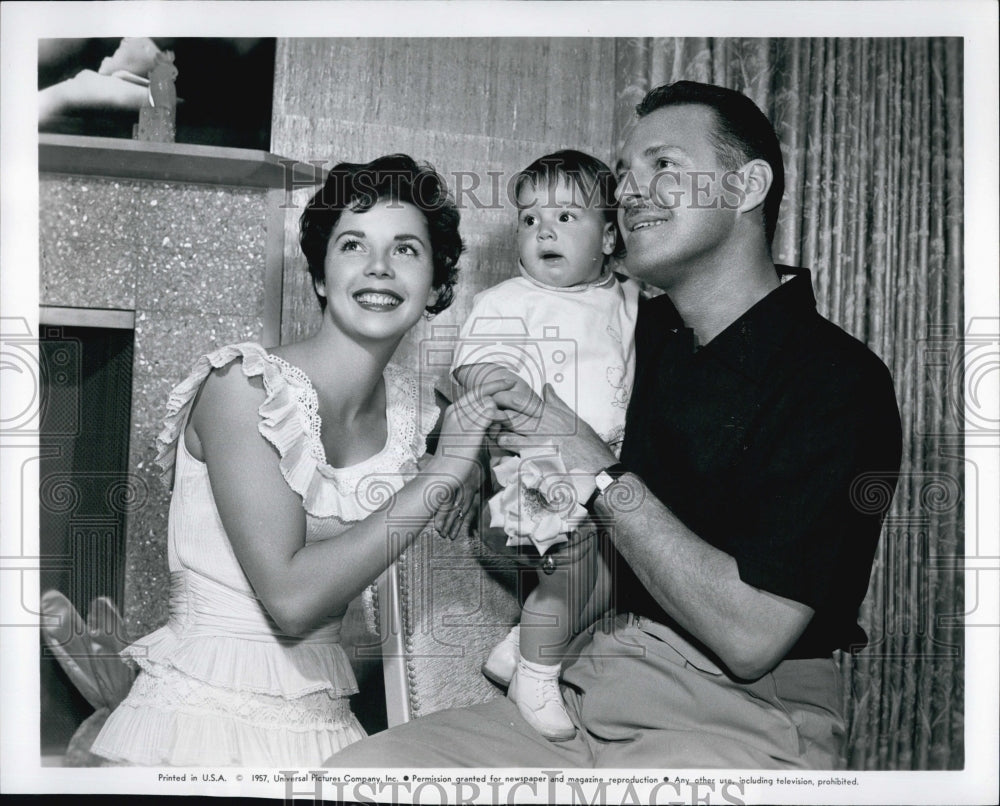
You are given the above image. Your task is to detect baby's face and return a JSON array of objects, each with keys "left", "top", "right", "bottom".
[{"left": 516, "top": 177, "right": 615, "bottom": 288}]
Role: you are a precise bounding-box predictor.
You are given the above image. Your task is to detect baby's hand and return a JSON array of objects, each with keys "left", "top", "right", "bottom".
[
  {"left": 453, "top": 364, "right": 539, "bottom": 434},
  {"left": 454, "top": 363, "right": 531, "bottom": 399}
]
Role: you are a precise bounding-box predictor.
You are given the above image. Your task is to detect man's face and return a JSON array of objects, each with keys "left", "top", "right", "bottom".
[{"left": 616, "top": 104, "right": 742, "bottom": 289}]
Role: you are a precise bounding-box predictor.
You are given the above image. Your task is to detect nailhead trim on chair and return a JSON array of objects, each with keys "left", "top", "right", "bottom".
[{"left": 396, "top": 548, "right": 420, "bottom": 716}]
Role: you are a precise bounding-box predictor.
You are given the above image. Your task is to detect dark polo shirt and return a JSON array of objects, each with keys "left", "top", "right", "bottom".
[{"left": 617, "top": 267, "right": 902, "bottom": 658}]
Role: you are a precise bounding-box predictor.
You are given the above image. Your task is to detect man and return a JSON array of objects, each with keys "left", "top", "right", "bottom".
[{"left": 330, "top": 81, "right": 902, "bottom": 769}]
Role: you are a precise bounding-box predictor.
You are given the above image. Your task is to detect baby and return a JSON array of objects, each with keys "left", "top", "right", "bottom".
[{"left": 452, "top": 150, "right": 638, "bottom": 740}]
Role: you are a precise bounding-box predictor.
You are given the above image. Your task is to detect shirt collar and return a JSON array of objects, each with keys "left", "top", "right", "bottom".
[
  {"left": 697, "top": 265, "right": 817, "bottom": 379},
  {"left": 642, "top": 266, "right": 817, "bottom": 379},
  {"left": 517, "top": 261, "right": 617, "bottom": 292}
]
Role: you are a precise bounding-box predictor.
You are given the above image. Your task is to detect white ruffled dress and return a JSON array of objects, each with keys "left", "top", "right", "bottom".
[{"left": 91, "top": 343, "right": 438, "bottom": 767}]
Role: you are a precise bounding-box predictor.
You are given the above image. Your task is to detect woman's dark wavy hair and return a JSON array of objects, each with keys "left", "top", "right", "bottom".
[
  {"left": 299, "top": 154, "right": 463, "bottom": 316},
  {"left": 513, "top": 149, "right": 626, "bottom": 259}
]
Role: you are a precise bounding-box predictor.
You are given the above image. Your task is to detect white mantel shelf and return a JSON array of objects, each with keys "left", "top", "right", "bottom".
[{"left": 39, "top": 133, "right": 323, "bottom": 190}]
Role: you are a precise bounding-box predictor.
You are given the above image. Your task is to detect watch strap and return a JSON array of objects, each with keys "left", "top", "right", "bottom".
[{"left": 585, "top": 462, "right": 628, "bottom": 510}]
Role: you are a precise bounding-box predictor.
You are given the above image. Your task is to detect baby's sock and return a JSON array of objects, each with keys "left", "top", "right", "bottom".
[{"left": 517, "top": 657, "right": 562, "bottom": 680}]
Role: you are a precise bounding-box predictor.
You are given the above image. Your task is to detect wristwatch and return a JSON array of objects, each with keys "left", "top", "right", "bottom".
[{"left": 584, "top": 462, "right": 628, "bottom": 511}]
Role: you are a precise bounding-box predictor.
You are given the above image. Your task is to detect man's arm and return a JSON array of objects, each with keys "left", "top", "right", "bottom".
[
  {"left": 474, "top": 343, "right": 906, "bottom": 679},
  {"left": 479, "top": 378, "right": 808, "bottom": 678},
  {"left": 592, "top": 472, "right": 813, "bottom": 680}
]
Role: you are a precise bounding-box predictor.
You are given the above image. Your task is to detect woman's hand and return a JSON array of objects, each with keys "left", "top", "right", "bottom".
[
  {"left": 428, "top": 377, "right": 514, "bottom": 539},
  {"left": 192, "top": 365, "right": 511, "bottom": 635}
]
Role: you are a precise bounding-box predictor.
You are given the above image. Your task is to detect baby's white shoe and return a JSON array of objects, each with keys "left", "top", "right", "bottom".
[
  {"left": 482, "top": 624, "right": 520, "bottom": 686},
  {"left": 507, "top": 660, "right": 575, "bottom": 742}
]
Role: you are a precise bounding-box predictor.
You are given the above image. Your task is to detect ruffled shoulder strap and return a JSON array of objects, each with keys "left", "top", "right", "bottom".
[
  {"left": 384, "top": 362, "right": 440, "bottom": 461},
  {"left": 155, "top": 345, "right": 442, "bottom": 520},
  {"left": 154, "top": 342, "right": 279, "bottom": 480}
]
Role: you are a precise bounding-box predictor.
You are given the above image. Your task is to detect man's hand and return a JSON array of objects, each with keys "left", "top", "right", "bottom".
[
  {"left": 496, "top": 383, "right": 617, "bottom": 474},
  {"left": 453, "top": 364, "right": 617, "bottom": 475}
]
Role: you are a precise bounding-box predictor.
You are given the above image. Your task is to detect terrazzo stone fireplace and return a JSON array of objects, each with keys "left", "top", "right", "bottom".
[{"left": 38, "top": 135, "right": 310, "bottom": 754}]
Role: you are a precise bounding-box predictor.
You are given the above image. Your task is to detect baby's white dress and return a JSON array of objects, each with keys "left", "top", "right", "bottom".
[
  {"left": 91, "top": 342, "right": 437, "bottom": 766},
  {"left": 452, "top": 269, "right": 639, "bottom": 451},
  {"left": 452, "top": 270, "right": 639, "bottom": 551}
]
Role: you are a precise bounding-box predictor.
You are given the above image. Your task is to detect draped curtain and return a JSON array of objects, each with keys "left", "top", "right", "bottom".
[{"left": 614, "top": 38, "right": 964, "bottom": 770}]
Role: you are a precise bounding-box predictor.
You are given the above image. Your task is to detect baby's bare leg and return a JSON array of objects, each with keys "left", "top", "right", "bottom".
[
  {"left": 520, "top": 528, "right": 599, "bottom": 664},
  {"left": 511, "top": 530, "right": 599, "bottom": 740}
]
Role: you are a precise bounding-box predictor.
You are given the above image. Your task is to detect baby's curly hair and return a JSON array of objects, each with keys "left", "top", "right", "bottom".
[{"left": 299, "top": 154, "right": 463, "bottom": 316}]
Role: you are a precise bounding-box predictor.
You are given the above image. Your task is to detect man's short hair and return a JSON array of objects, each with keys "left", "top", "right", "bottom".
[{"left": 636, "top": 81, "right": 785, "bottom": 246}]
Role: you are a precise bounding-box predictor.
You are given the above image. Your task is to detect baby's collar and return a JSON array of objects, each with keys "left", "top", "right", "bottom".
[{"left": 517, "top": 262, "right": 616, "bottom": 293}]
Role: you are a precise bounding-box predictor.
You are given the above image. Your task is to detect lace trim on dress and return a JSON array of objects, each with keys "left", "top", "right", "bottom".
[
  {"left": 153, "top": 342, "right": 440, "bottom": 521},
  {"left": 91, "top": 666, "right": 366, "bottom": 767},
  {"left": 121, "top": 624, "right": 359, "bottom": 699},
  {"left": 124, "top": 665, "right": 356, "bottom": 730}
]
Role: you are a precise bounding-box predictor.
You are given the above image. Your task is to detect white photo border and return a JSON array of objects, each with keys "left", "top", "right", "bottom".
[{"left": 2, "top": 2, "right": 997, "bottom": 803}]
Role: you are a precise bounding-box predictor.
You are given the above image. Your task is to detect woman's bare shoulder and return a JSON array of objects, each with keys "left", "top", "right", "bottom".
[{"left": 187, "top": 360, "right": 268, "bottom": 455}]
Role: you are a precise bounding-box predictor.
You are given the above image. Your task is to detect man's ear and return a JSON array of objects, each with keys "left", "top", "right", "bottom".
[
  {"left": 733, "top": 159, "right": 773, "bottom": 217},
  {"left": 601, "top": 221, "right": 616, "bottom": 256}
]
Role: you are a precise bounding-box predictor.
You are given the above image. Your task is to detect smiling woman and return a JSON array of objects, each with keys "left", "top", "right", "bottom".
[
  {"left": 319, "top": 202, "right": 438, "bottom": 342},
  {"left": 299, "top": 154, "right": 462, "bottom": 317},
  {"left": 87, "top": 154, "right": 513, "bottom": 767}
]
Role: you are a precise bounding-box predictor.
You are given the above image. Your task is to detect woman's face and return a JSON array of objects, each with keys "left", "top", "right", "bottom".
[{"left": 319, "top": 199, "right": 437, "bottom": 343}]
